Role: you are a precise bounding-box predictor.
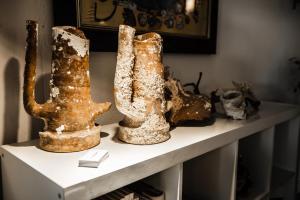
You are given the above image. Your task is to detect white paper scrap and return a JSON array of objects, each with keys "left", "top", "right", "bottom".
[{"left": 78, "top": 149, "right": 109, "bottom": 168}]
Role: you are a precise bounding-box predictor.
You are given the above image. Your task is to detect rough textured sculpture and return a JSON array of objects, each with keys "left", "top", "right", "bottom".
[
  {"left": 211, "top": 81, "right": 260, "bottom": 120},
  {"left": 24, "top": 20, "right": 111, "bottom": 152},
  {"left": 114, "top": 25, "right": 170, "bottom": 144},
  {"left": 165, "top": 69, "right": 212, "bottom": 126},
  {"left": 220, "top": 90, "right": 246, "bottom": 120}
]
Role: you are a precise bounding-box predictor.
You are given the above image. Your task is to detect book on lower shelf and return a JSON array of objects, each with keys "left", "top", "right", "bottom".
[{"left": 95, "top": 182, "right": 164, "bottom": 200}]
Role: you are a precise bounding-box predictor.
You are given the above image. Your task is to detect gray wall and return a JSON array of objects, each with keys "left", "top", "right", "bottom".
[{"left": 0, "top": 0, "right": 299, "bottom": 144}]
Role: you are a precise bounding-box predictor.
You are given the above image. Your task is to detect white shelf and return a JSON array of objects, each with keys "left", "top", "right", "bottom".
[
  {"left": 237, "top": 128, "right": 274, "bottom": 200},
  {"left": 1, "top": 102, "right": 299, "bottom": 200},
  {"left": 270, "top": 116, "right": 300, "bottom": 200},
  {"left": 183, "top": 141, "right": 238, "bottom": 200}
]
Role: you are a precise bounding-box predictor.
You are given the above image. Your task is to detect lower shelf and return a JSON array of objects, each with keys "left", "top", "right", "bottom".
[
  {"left": 270, "top": 166, "right": 296, "bottom": 198},
  {"left": 237, "top": 189, "right": 268, "bottom": 200},
  {"left": 93, "top": 181, "right": 164, "bottom": 200},
  {"left": 236, "top": 128, "right": 274, "bottom": 200}
]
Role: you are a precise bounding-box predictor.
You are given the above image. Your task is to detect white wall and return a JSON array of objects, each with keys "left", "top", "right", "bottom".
[
  {"left": 0, "top": 0, "right": 299, "bottom": 144},
  {"left": 0, "top": 0, "right": 53, "bottom": 144}
]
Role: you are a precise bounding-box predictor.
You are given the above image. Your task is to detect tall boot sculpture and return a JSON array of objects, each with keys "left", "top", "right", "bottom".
[
  {"left": 24, "top": 20, "right": 111, "bottom": 152},
  {"left": 114, "top": 25, "right": 170, "bottom": 144}
]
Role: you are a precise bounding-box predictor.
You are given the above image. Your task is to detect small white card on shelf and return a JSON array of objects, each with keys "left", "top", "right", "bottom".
[{"left": 78, "top": 149, "right": 109, "bottom": 168}]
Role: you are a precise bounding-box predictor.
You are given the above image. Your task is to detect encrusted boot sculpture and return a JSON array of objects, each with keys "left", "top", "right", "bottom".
[
  {"left": 211, "top": 81, "right": 260, "bottom": 120},
  {"left": 114, "top": 25, "right": 170, "bottom": 144},
  {"left": 24, "top": 20, "right": 111, "bottom": 152},
  {"left": 165, "top": 69, "right": 212, "bottom": 126},
  {"left": 220, "top": 90, "right": 246, "bottom": 120}
]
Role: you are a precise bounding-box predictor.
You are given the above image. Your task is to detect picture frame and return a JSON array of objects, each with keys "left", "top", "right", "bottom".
[{"left": 53, "top": 0, "right": 219, "bottom": 54}]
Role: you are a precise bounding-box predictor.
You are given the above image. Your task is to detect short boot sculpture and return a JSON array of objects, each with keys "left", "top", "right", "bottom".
[
  {"left": 24, "top": 21, "right": 111, "bottom": 152},
  {"left": 114, "top": 25, "right": 170, "bottom": 144},
  {"left": 165, "top": 71, "right": 212, "bottom": 126}
]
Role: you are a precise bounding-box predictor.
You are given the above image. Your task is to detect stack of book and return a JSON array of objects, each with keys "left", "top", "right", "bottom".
[{"left": 96, "top": 182, "right": 164, "bottom": 200}]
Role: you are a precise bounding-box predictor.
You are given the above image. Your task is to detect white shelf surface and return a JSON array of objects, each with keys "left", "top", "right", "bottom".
[{"left": 1, "top": 102, "right": 300, "bottom": 200}]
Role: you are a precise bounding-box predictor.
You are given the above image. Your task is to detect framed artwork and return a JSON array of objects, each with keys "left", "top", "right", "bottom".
[{"left": 53, "top": 0, "right": 219, "bottom": 53}]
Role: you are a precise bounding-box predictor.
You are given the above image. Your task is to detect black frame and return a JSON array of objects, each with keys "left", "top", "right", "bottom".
[{"left": 53, "top": 0, "right": 219, "bottom": 54}]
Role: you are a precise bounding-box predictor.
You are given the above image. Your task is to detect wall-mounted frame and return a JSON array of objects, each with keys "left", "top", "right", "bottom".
[{"left": 53, "top": 0, "right": 218, "bottom": 54}]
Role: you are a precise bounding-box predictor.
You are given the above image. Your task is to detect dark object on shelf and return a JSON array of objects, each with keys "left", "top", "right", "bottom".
[
  {"left": 165, "top": 68, "right": 213, "bottom": 126},
  {"left": 53, "top": 0, "right": 219, "bottom": 53}
]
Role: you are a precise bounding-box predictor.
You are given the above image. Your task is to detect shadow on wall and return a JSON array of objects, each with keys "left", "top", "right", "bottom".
[
  {"left": 2, "top": 59, "right": 50, "bottom": 142},
  {"left": 3, "top": 58, "right": 20, "bottom": 145},
  {"left": 30, "top": 73, "right": 50, "bottom": 139}
]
